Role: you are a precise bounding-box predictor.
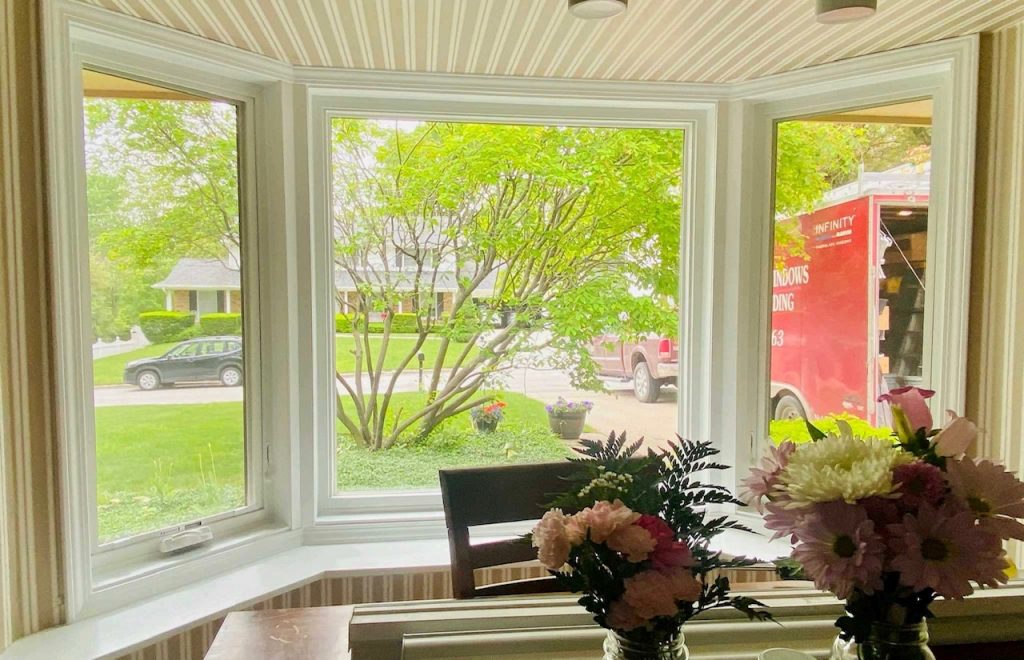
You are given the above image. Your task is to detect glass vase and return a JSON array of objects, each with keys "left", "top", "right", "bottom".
[
  {"left": 603, "top": 629, "right": 689, "bottom": 660},
  {"left": 830, "top": 622, "right": 935, "bottom": 660}
]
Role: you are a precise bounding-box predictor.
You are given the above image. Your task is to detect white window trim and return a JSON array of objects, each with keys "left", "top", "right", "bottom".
[
  {"left": 697, "top": 37, "right": 979, "bottom": 517},
  {"left": 42, "top": 0, "right": 300, "bottom": 620},
  {"left": 302, "top": 75, "right": 720, "bottom": 538}
]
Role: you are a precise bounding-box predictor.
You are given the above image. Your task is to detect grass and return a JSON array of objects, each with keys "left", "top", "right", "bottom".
[
  {"left": 336, "top": 391, "right": 569, "bottom": 491},
  {"left": 94, "top": 402, "right": 245, "bottom": 542},
  {"left": 93, "top": 391, "right": 564, "bottom": 540},
  {"left": 769, "top": 413, "right": 893, "bottom": 444},
  {"left": 92, "top": 334, "right": 475, "bottom": 386}
]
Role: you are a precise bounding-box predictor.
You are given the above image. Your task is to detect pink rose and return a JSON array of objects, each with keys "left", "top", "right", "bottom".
[
  {"left": 636, "top": 515, "right": 693, "bottom": 570},
  {"left": 576, "top": 499, "right": 639, "bottom": 543},
  {"left": 934, "top": 411, "right": 977, "bottom": 457},
  {"left": 607, "top": 523, "right": 657, "bottom": 562},
  {"left": 878, "top": 386, "right": 935, "bottom": 435},
  {"left": 622, "top": 567, "right": 701, "bottom": 620},
  {"left": 531, "top": 509, "right": 572, "bottom": 570}
]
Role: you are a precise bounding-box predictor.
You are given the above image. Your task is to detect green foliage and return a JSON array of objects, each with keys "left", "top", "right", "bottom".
[
  {"left": 138, "top": 310, "right": 195, "bottom": 343},
  {"left": 388, "top": 312, "right": 419, "bottom": 333},
  {"left": 335, "top": 392, "right": 567, "bottom": 490},
  {"left": 769, "top": 413, "right": 893, "bottom": 444},
  {"left": 199, "top": 312, "right": 241, "bottom": 335},
  {"left": 335, "top": 313, "right": 352, "bottom": 333}
]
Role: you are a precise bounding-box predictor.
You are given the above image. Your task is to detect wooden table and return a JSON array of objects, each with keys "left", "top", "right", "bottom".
[{"left": 205, "top": 606, "right": 353, "bottom": 659}]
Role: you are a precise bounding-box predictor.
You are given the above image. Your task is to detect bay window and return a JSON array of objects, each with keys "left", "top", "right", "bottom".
[{"left": 42, "top": 0, "right": 988, "bottom": 627}]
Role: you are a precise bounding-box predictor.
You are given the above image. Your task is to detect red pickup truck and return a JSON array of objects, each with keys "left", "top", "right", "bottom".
[{"left": 588, "top": 336, "right": 679, "bottom": 403}]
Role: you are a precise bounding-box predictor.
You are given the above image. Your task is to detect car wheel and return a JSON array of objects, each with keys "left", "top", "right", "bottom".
[
  {"left": 632, "top": 361, "right": 661, "bottom": 403},
  {"left": 773, "top": 393, "right": 806, "bottom": 420},
  {"left": 220, "top": 366, "right": 242, "bottom": 387},
  {"left": 136, "top": 370, "right": 160, "bottom": 391}
]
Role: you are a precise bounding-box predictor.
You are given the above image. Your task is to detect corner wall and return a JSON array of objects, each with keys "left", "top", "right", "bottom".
[{"left": 968, "top": 22, "right": 1024, "bottom": 564}]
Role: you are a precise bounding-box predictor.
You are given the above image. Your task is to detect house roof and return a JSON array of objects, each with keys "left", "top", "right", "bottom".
[
  {"left": 155, "top": 258, "right": 498, "bottom": 295},
  {"left": 153, "top": 258, "right": 239, "bottom": 290}
]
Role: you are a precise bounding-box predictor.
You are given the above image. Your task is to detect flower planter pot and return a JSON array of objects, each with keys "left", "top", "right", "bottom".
[
  {"left": 473, "top": 417, "right": 499, "bottom": 433},
  {"left": 547, "top": 410, "right": 587, "bottom": 440}
]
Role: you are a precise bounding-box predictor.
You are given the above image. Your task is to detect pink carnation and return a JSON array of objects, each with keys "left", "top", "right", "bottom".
[
  {"left": 740, "top": 441, "right": 796, "bottom": 512},
  {"left": 576, "top": 499, "right": 640, "bottom": 543},
  {"left": 531, "top": 509, "right": 573, "bottom": 570},
  {"left": 892, "top": 461, "right": 947, "bottom": 512},
  {"left": 607, "top": 523, "right": 657, "bottom": 563},
  {"left": 606, "top": 599, "right": 647, "bottom": 632},
  {"left": 635, "top": 515, "right": 693, "bottom": 570},
  {"left": 622, "top": 567, "right": 701, "bottom": 620},
  {"left": 888, "top": 503, "right": 1008, "bottom": 598},
  {"left": 792, "top": 501, "right": 885, "bottom": 599}
]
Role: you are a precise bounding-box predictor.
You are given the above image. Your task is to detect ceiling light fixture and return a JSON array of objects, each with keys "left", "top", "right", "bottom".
[
  {"left": 898, "top": 209, "right": 914, "bottom": 217},
  {"left": 816, "top": 0, "right": 877, "bottom": 24},
  {"left": 568, "top": 0, "right": 627, "bottom": 20}
]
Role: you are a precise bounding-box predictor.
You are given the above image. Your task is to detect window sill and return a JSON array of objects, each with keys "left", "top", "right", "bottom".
[{"left": 4, "top": 538, "right": 459, "bottom": 660}]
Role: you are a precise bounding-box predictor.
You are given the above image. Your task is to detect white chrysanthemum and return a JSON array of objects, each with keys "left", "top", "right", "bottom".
[{"left": 778, "top": 421, "right": 909, "bottom": 506}]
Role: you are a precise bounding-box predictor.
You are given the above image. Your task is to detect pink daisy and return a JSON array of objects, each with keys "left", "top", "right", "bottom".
[
  {"left": 892, "top": 461, "right": 947, "bottom": 512},
  {"left": 741, "top": 441, "right": 796, "bottom": 512},
  {"left": 763, "top": 499, "right": 807, "bottom": 543},
  {"left": 792, "top": 501, "right": 885, "bottom": 599},
  {"left": 888, "top": 503, "right": 1008, "bottom": 598},
  {"left": 945, "top": 458, "right": 1024, "bottom": 540}
]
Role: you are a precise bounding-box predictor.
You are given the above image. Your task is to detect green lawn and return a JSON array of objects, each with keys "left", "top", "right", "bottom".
[
  {"left": 336, "top": 391, "right": 569, "bottom": 491},
  {"left": 94, "top": 391, "right": 564, "bottom": 541},
  {"left": 93, "top": 334, "right": 475, "bottom": 386}
]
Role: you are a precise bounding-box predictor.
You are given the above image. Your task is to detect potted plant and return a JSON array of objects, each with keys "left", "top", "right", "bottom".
[
  {"left": 743, "top": 386, "right": 1024, "bottom": 659},
  {"left": 470, "top": 399, "right": 506, "bottom": 433},
  {"left": 546, "top": 397, "right": 593, "bottom": 440},
  {"left": 529, "top": 433, "right": 770, "bottom": 659}
]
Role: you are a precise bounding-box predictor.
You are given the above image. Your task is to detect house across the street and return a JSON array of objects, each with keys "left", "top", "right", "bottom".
[{"left": 155, "top": 257, "right": 499, "bottom": 319}]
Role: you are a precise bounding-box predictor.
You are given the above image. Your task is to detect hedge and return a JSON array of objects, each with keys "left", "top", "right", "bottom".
[
  {"left": 138, "top": 311, "right": 195, "bottom": 343},
  {"left": 334, "top": 312, "right": 424, "bottom": 334},
  {"left": 200, "top": 312, "right": 242, "bottom": 336}
]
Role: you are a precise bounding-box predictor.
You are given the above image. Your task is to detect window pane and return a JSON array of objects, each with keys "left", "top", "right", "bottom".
[
  {"left": 768, "top": 103, "right": 932, "bottom": 444},
  {"left": 330, "top": 118, "right": 683, "bottom": 492},
  {"left": 83, "top": 70, "right": 248, "bottom": 543}
]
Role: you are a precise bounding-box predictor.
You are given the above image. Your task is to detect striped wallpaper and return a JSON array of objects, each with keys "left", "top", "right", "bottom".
[
  {"left": 73, "top": 0, "right": 1024, "bottom": 84},
  {"left": 968, "top": 22, "right": 1024, "bottom": 566},
  {"left": 0, "top": 0, "right": 65, "bottom": 652}
]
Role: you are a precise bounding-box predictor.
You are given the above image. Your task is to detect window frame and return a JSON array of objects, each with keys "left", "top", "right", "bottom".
[
  {"left": 721, "top": 37, "right": 979, "bottom": 526},
  {"left": 44, "top": 15, "right": 294, "bottom": 619},
  {"left": 304, "top": 79, "right": 719, "bottom": 538}
]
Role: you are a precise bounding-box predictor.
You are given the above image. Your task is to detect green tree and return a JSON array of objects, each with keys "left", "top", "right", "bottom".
[{"left": 332, "top": 120, "right": 682, "bottom": 449}]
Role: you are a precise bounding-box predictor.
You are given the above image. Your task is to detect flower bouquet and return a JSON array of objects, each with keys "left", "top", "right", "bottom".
[
  {"left": 546, "top": 397, "right": 594, "bottom": 440},
  {"left": 743, "top": 387, "right": 1024, "bottom": 659},
  {"left": 470, "top": 399, "right": 506, "bottom": 432},
  {"left": 530, "top": 433, "right": 770, "bottom": 659}
]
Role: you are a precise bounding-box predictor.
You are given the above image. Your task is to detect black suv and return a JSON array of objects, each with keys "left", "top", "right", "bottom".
[{"left": 124, "top": 336, "right": 243, "bottom": 390}]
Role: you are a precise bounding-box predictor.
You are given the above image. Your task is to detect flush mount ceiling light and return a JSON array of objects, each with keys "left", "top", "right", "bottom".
[
  {"left": 816, "top": 0, "right": 877, "bottom": 24},
  {"left": 898, "top": 209, "right": 914, "bottom": 217},
  {"left": 568, "top": 0, "right": 627, "bottom": 20}
]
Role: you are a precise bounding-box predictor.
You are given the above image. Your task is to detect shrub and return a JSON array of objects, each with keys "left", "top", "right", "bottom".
[
  {"left": 335, "top": 313, "right": 352, "bottom": 333},
  {"left": 138, "top": 311, "right": 194, "bottom": 343},
  {"left": 199, "top": 312, "right": 241, "bottom": 336},
  {"left": 388, "top": 313, "right": 419, "bottom": 333}
]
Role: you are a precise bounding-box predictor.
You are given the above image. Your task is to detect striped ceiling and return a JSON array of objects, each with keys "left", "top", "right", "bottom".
[{"left": 74, "top": 0, "right": 1024, "bottom": 83}]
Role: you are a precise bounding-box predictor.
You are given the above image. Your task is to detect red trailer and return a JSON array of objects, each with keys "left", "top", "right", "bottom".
[{"left": 769, "top": 170, "right": 929, "bottom": 425}]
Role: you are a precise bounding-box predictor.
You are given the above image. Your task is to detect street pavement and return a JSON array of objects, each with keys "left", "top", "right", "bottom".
[{"left": 94, "top": 367, "right": 679, "bottom": 449}]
